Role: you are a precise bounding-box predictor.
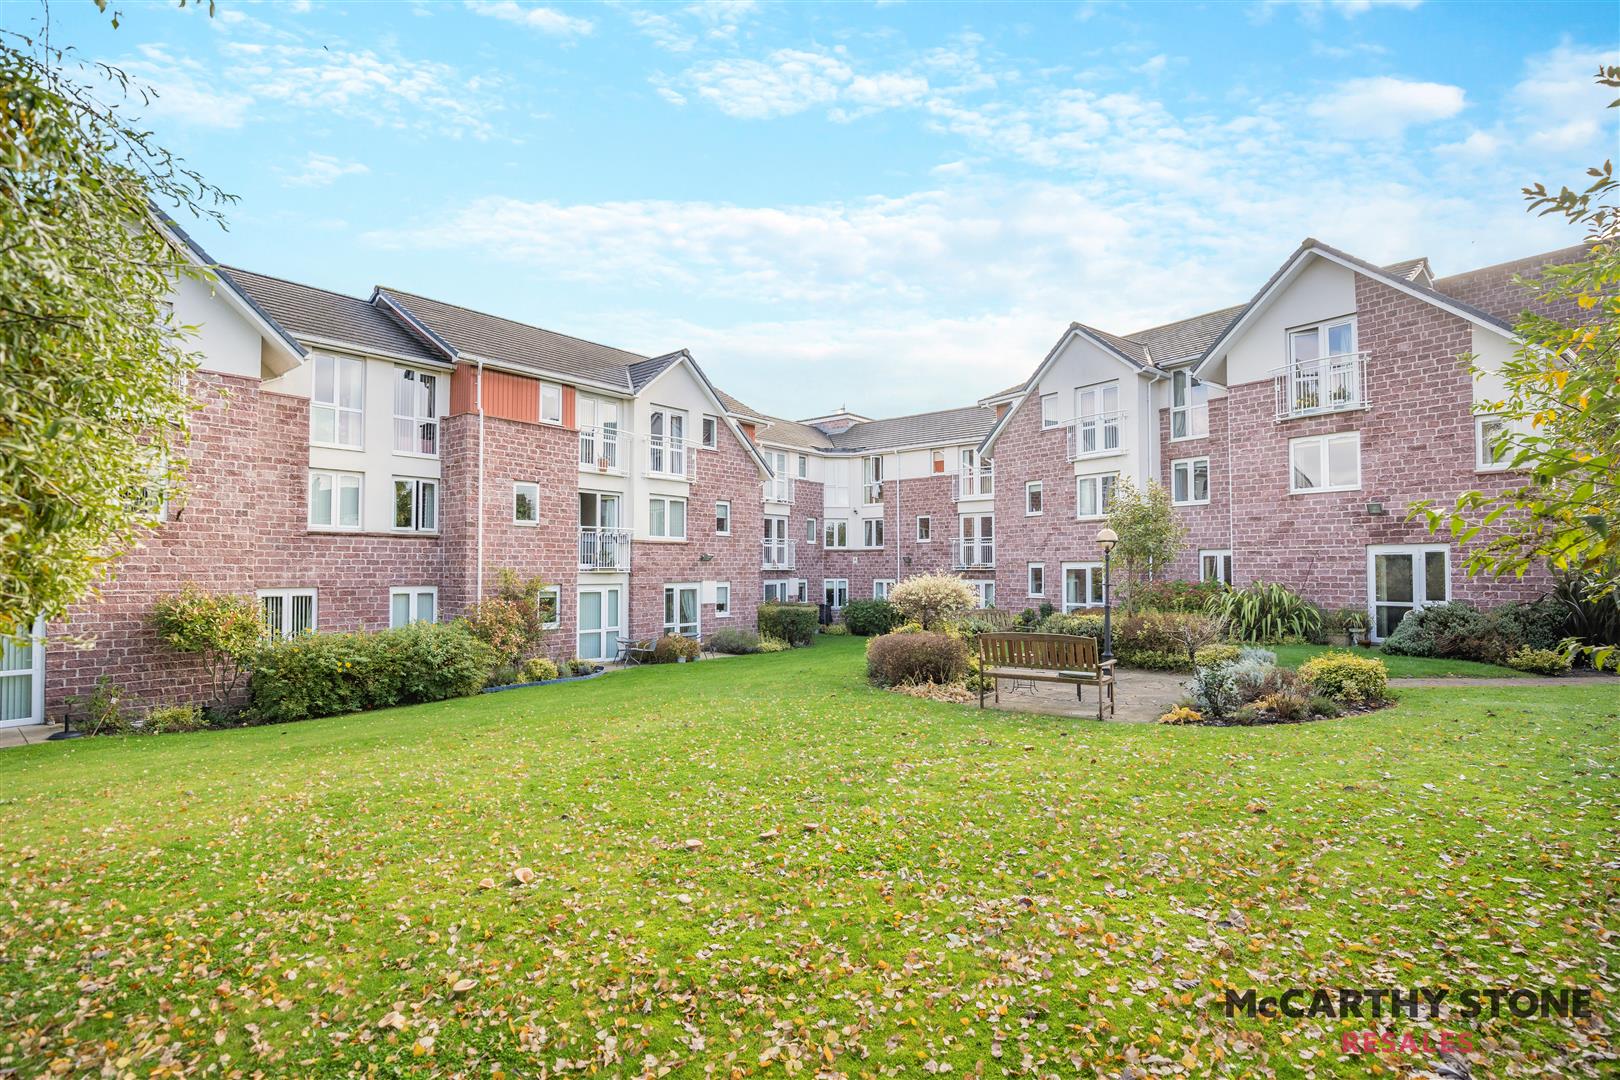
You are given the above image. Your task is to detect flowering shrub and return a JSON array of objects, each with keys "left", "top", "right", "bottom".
[
  {"left": 888, "top": 573, "right": 976, "bottom": 631},
  {"left": 1299, "top": 651, "right": 1390, "bottom": 704}
]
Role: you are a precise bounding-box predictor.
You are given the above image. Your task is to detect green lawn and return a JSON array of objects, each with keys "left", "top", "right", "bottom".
[
  {"left": 1, "top": 638, "right": 1615, "bottom": 1078},
  {"left": 1270, "top": 642, "right": 1527, "bottom": 678}
]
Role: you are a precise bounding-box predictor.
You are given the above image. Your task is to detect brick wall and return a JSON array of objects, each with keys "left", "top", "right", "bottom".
[
  {"left": 1157, "top": 395, "right": 1233, "bottom": 581},
  {"left": 1433, "top": 247, "right": 1586, "bottom": 327}
]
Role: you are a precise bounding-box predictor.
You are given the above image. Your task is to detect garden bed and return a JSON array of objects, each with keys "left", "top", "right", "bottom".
[{"left": 481, "top": 665, "right": 606, "bottom": 693}]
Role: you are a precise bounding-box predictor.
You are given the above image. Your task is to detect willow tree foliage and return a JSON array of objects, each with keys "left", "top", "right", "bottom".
[{"left": 0, "top": 25, "right": 230, "bottom": 636}]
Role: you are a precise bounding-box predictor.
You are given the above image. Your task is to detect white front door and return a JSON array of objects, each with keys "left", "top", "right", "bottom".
[
  {"left": 664, "top": 584, "right": 700, "bottom": 638},
  {"left": 1368, "top": 545, "right": 1449, "bottom": 641},
  {"left": 577, "top": 586, "right": 622, "bottom": 661},
  {"left": 0, "top": 619, "right": 44, "bottom": 728}
]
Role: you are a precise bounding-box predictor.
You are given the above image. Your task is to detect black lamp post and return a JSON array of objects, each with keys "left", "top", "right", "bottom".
[{"left": 1095, "top": 526, "right": 1117, "bottom": 662}]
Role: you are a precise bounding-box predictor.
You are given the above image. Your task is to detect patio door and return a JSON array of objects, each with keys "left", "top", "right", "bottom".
[
  {"left": 1368, "top": 545, "right": 1448, "bottom": 641},
  {"left": 664, "top": 584, "right": 700, "bottom": 638},
  {"left": 0, "top": 619, "right": 44, "bottom": 728},
  {"left": 577, "top": 586, "right": 622, "bottom": 661},
  {"left": 763, "top": 516, "right": 787, "bottom": 566}
]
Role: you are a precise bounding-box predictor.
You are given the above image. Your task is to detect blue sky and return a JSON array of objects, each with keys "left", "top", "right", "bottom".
[{"left": 11, "top": 0, "right": 1618, "bottom": 417}]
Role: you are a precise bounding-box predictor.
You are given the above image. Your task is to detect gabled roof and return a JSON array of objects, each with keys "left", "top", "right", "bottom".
[
  {"left": 1432, "top": 243, "right": 1589, "bottom": 325},
  {"left": 750, "top": 414, "right": 836, "bottom": 451},
  {"left": 627, "top": 352, "right": 682, "bottom": 392},
  {"left": 375, "top": 287, "right": 646, "bottom": 390},
  {"left": 1123, "top": 304, "right": 1247, "bottom": 366},
  {"left": 226, "top": 268, "right": 447, "bottom": 364},
  {"left": 830, "top": 405, "right": 998, "bottom": 451},
  {"left": 1383, "top": 257, "right": 1434, "bottom": 286}
]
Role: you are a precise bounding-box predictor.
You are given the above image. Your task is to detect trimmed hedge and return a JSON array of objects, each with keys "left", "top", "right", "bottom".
[
  {"left": 1299, "top": 651, "right": 1389, "bottom": 704},
  {"left": 759, "top": 603, "right": 818, "bottom": 647},
  {"left": 866, "top": 631, "right": 969, "bottom": 687},
  {"left": 247, "top": 621, "right": 496, "bottom": 724},
  {"left": 841, "top": 599, "right": 901, "bottom": 636},
  {"left": 707, "top": 628, "right": 762, "bottom": 654}
]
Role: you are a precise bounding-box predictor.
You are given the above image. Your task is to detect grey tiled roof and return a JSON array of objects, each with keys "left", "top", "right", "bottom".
[
  {"left": 226, "top": 267, "right": 444, "bottom": 362},
  {"left": 628, "top": 352, "right": 682, "bottom": 392},
  {"left": 376, "top": 288, "right": 646, "bottom": 389},
  {"left": 1382, "top": 257, "right": 1432, "bottom": 284},
  {"left": 751, "top": 415, "right": 836, "bottom": 451},
  {"left": 1121, "top": 304, "right": 1247, "bottom": 365},
  {"left": 1075, "top": 322, "right": 1148, "bottom": 364},
  {"left": 831, "top": 405, "right": 999, "bottom": 451}
]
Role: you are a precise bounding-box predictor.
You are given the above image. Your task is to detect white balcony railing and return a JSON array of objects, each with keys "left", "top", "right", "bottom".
[
  {"left": 643, "top": 435, "right": 695, "bottom": 481},
  {"left": 1273, "top": 352, "right": 1368, "bottom": 420},
  {"left": 953, "top": 465, "right": 995, "bottom": 500},
  {"left": 578, "top": 527, "right": 632, "bottom": 571},
  {"left": 578, "top": 427, "right": 624, "bottom": 473},
  {"left": 394, "top": 416, "right": 438, "bottom": 456},
  {"left": 954, "top": 539, "right": 995, "bottom": 569},
  {"left": 762, "top": 538, "right": 796, "bottom": 570},
  {"left": 1065, "top": 412, "right": 1125, "bottom": 461},
  {"left": 763, "top": 476, "right": 795, "bottom": 504}
]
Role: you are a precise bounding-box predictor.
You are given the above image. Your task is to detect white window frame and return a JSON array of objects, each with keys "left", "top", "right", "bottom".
[
  {"left": 1024, "top": 480, "right": 1043, "bottom": 516},
  {"left": 1027, "top": 562, "right": 1044, "bottom": 597},
  {"left": 715, "top": 500, "right": 731, "bottom": 536},
  {"left": 647, "top": 495, "right": 688, "bottom": 540},
  {"left": 309, "top": 469, "right": 363, "bottom": 531},
  {"left": 1060, "top": 563, "right": 1106, "bottom": 612},
  {"left": 389, "top": 586, "right": 438, "bottom": 628},
  {"left": 258, "top": 588, "right": 317, "bottom": 640},
  {"left": 1075, "top": 473, "right": 1117, "bottom": 521},
  {"left": 824, "top": 578, "right": 849, "bottom": 610},
  {"left": 797, "top": 454, "right": 808, "bottom": 478},
  {"left": 701, "top": 414, "right": 719, "bottom": 449},
  {"left": 1073, "top": 380, "right": 1122, "bottom": 457},
  {"left": 1367, "top": 544, "right": 1449, "bottom": 642},
  {"left": 714, "top": 582, "right": 731, "bottom": 618},
  {"left": 807, "top": 516, "right": 818, "bottom": 544},
  {"left": 1199, "top": 549, "right": 1233, "bottom": 585},
  {"left": 863, "top": 518, "right": 884, "bottom": 548},
  {"left": 1171, "top": 456, "right": 1211, "bottom": 506},
  {"left": 862, "top": 455, "right": 884, "bottom": 505},
  {"left": 540, "top": 382, "right": 563, "bottom": 425},
  {"left": 916, "top": 515, "right": 931, "bottom": 542},
  {"left": 538, "top": 584, "right": 561, "bottom": 630},
  {"left": 514, "top": 482, "right": 540, "bottom": 525},
  {"left": 873, "top": 579, "right": 895, "bottom": 600},
  {"left": 1170, "top": 369, "right": 1209, "bottom": 442},
  {"left": 393, "top": 477, "right": 439, "bottom": 533},
  {"left": 968, "top": 580, "right": 995, "bottom": 609},
  {"left": 392, "top": 367, "right": 439, "bottom": 457},
  {"left": 824, "top": 520, "right": 847, "bottom": 549},
  {"left": 310, "top": 353, "right": 364, "bottom": 450},
  {"left": 765, "top": 578, "right": 807, "bottom": 603},
  {"left": 663, "top": 582, "right": 701, "bottom": 638},
  {"left": 1040, "top": 393, "right": 1059, "bottom": 429},
  {"left": 1476, "top": 414, "right": 1513, "bottom": 472},
  {"left": 1289, "top": 432, "right": 1361, "bottom": 494}
]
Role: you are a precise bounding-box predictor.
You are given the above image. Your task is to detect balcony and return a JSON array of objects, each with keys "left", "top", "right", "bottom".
[
  {"left": 578, "top": 427, "right": 624, "bottom": 474},
  {"left": 1065, "top": 412, "right": 1125, "bottom": 461},
  {"left": 953, "top": 466, "right": 994, "bottom": 501},
  {"left": 763, "top": 476, "right": 795, "bottom": 504},
  {"left": 954, "top": 539, "right": 995, "bottom": 570},
  {"left": 1273, "top": 352, "right": 1368, "bottom": 420},
  {"left": 762, "top": 538, "right": 797, "bottom": 570},
  {"left": 643, "top": 435, "right": 695, "bottom": 481},
  {"left": 394, "top": 416, "right": 438, "bottom": 456},
  {"left": 578, "top": 527, "right": 632, "bottom": 571}
]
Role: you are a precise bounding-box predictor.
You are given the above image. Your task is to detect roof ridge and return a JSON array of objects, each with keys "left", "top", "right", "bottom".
[
  {"left": 1121, "top": 301, "right": 1247, "bottom": 341},
  {"left": 375, "top": 285, "right": 652, "bottom": 362},
  {"left": 1432, "top": 242, "right": 1590, "bottom": 282}
]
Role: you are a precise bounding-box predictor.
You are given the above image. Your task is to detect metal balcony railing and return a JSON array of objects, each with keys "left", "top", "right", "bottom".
[
  {"left": 763, "top": 476, "right": 795, "bottom": 504},
  {"left": 578, "top": 527, "right": 632, "bottom": 571},
  {"left": 394, "top": 416, "right": 438, "bottom": 456},
  {"left": 953, "top": 466, "right": 995, "bottom": 500},
  {"left": 578, "top": 427, "right": 623, "bottom": 473},
  {"left": 1273, "top": 352, "right": 1368, "bottom": 420},
  {"left": 954, "top": 540, "right": 995, "bottom": 569},
  {"left": 644, "top": 435, "right": 695, "bottom": 480},
  {"left": 1065, "top": 412, "right": 1125, "bottom": 461},
  {"left": 762, "top": 538, "right": 796, "bottom": 570}
]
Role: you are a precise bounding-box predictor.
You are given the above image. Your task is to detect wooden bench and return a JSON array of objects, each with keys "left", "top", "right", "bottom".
[{"left": 978, "top": 633, "right": 1116, "bottom": 719}]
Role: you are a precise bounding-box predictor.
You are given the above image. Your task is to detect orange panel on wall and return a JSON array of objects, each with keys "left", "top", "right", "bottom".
[
  {"left": 562, "top": 385, "right": 577, "bottom": 430},
  {"left": 446, "top": 363, "right": 540, "bottom": 423}
]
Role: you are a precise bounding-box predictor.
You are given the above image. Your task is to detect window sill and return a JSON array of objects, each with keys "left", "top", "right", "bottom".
[
  {"left": 513, "top": 520, "right": 539, "bottom": 527},
  {"left": 310, "top": 441, "right": 365, "bottom": 452},
  {"left": 1025, "top": 511, "right": 1043, "bottom": 517},
  {"left": 307, "top": 529, "right": 439, "bottom": 539},
  {"left": 392, "top": 451, "right": 440, "bottom": 461},
  {"left": 640, "top": 536, "right": 688, "bottom": 544},
  {"left": 1288, "top": 486, "right": 1361, "bottom": 495},
  {"left": 1172, "top": 500, "right": 1211, "bottom": 508},
  {"left": 1075, "top": 514, "right": 1106, "bottom": 522}
]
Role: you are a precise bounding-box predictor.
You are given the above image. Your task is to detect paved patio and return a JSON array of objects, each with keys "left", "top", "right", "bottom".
[
  {"left": 0, "top": 723, "right": 66, "bottom": 749},
  {"left": 981, "top": 668, "right": 1189, "bottom": 723}
]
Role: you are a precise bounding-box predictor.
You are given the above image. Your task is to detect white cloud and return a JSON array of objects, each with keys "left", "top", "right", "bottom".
[
  {"left": 686, "top": 49, "right": 854, "bottom": 119},
  {"left": 1436, "top": 129, "right": 1502, "bottom": 159},
  {"left": 113, "top": 45, "right": 254, "bottom": 128},
  {"left": 281, "top": 152, "right": 370, "bottom": 188},
  {"left": 464, "top": 0, "right": 593, "bottom": 37},
  {"left": 1251, "top": 0, "right": 1421, "bottom": 24},
  {"left": 1306, "top": 75, "right": 1465, "bottom": 137}
]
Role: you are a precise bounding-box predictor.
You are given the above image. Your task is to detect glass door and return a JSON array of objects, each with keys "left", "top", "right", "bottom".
[
  {"left": 1369, "top": 546, "right": 1448, "bottom": 640},
  {"left": 577, "top": 586, "right": 622, "bottom": 660},
  {"left": 0, "top": 619, "right": 43, "bottom": 728},
  {"left": 664, "top": 584, "right": 700, "bottom": 638}
]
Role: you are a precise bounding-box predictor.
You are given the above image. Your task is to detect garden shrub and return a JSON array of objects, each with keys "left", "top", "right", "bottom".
[
  {"left": 866, "top": 631, "right": 968, "bottom": 687},
  {"left": 1157, "top": 704, "right": 1203, "bottom": 725},
  {"left": 487, "top": 664, "right": 523, "bottom": 689},
  {"left": 75, "top": 677, "right": 131, "bottom": 735},
  {"left": 144, "top": 703, "right": 207, "bottom": 734},
  {"left": 891, "top": 621, "right": 925, "bottom": 635},
  {"left": 1300, "top": 651, "right": 1389, "bottom": 704},
  {"left": 1193, "top": 643, "right": 1241, "bottom": 668},
  {"left": 650, "top": 634, "right": 702, "bottom": 663},
  {"left": 1115, "top": 611, "right": 1220, "bottom": 669},
  {"left": 1128, "top": 579, "right": 1225, "bottom": 614},
  {"left": 1037, "top": 612, "right": 1103, "bottom": 638},
  {"left": 952, "top": 609, "right": 1017, "bottom": 641},
  {"left": 758, "top": 603, "right": 818, "bottom": 647},
  {"left": 522, "top": 656, "right": 560, "bottom": 683},
  {"left": 1014, "top": 608, "right": 1040, "bottom": 629},
  {"left": 1189, "top": 652, "right": 1277, "bottom": 720},
  {"left": 1380, "top": 600, "right": 1557, "bottom": 664},
  {"left": 820, "top": 622, "right": 851, "bottom": 636},
  {"left": 462, "top": 570, "right": 555, "bottom": 666},
  {"left": 564, "top": 658, "right": 596, "bottom": 676},
  {"left": 248, "top": 622, "right": 494, "bottom": 724},
  {"left": 149, "top": 584, "right": 265, "bottom": 712},
  {"left": 707, "top": 628, "right": 761, "bottom": 654},
  {"left": 841, "top": 599, "right": 901, "bottom": 636},
  {"left": 888, "top": 572, "right": 976, "bottom": 630},
  {"left": 1205, "top": 581, "right": 1322, "bottom": 643},
  {"left": 1381, "top": 609, "right": 1437, "bottom": 656},
  {"left": 1483, "top": 598, "right": 1567, "bottom": 652},
  {"left": 757, "top": 635, "right": 791, "bottom": 653},
  {"left": 1505, "top": 646, "right": 1570, "bottom": 675}
]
